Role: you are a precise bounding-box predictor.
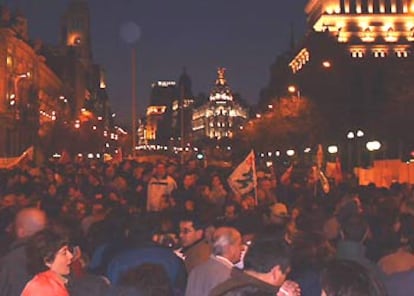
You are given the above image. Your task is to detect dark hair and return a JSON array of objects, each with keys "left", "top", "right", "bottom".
[
  {"left": 26, "top": 228, "right": 69, "bottom": 275},
  {"left": 180, "top": 213, "right": 204, "bottom": 230},
  {"left": 320, "top": 260, "right": 387, "bottom": 296},
  {"left": 119, "top": 263, "right": 173, "bottom": 296},
  {"left": 244, "top": 239, "right": 291, "bottom": 274}
]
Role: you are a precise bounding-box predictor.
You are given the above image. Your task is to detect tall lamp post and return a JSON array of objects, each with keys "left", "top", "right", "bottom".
[
  {"left": 347, "top": 129, "right": 364, "bottom": 170},
  {"left": 366, "top": 140, "right": 382, "bottom": 167},
  {"left": 120, "top": 21, "right": 141, "bottom": 158}
]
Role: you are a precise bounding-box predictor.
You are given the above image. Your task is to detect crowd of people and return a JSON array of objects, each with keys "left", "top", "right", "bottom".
[{"left": 0, "top": 155, "right": 414, "bottom": 296}]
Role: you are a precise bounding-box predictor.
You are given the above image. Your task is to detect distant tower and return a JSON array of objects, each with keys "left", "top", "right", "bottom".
[
  {"left": 61, "top": 0, "right": 92, "bottom": 62},
  {"left": 178, "top": 67, "right": 193, "bottom": 99}
]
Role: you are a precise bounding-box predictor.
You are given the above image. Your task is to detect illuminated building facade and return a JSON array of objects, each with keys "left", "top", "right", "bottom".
[
  {"left": 0, "top": 1, "right": 113, "bottom": 157},
  {"left": 273, "top": 0, "right": 414, "bottom": 147},
  {"left": 139, "top": 81, "right": 177, "bottom": 145},
  {"left": 0, "top": 6, "right": 68, "bottom": 157},
  {"left": 192, "top": 68, "right": 248, "bottom": 140}
]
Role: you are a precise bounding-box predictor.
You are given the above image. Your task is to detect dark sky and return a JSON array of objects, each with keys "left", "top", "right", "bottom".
[{"left": 17, "top": 0, "right": 308, "bottom": 124}]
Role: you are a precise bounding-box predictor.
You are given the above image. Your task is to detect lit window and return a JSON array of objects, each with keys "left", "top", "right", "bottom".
[
  {"left": 373, "top": 51, "right": 386, "bottom": 58},
  {"left": 358, "top": 52, "right": 364, "bottom": 58}
]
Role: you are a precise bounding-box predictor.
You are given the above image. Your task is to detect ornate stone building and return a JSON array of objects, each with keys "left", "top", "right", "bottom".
[
  {"left": 0, "top": 0, "right": 111, "bottom": 158},
  {"left": 192, "top": 68, "right": 248, "bottom": 140},
  {"left": 0, "top": 6, "right": 67, "bottom": 157},
  {"left": 262, "top": 0, "right": 414, "bottom": 154}
]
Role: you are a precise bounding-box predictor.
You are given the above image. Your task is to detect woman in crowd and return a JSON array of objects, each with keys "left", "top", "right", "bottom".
[{"left": 22, "top": 228, "right": 74, "bottom": 296}]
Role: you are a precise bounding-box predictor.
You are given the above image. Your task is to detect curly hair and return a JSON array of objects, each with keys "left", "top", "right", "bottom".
[{"left": 26, "top": 228, "right": 69, "bottom": 275}]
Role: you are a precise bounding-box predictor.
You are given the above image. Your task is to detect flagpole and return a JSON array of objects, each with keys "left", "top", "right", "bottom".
[
  {"left": 254, "top": 182, "right": 258, "bottom": 206},
  {"left": 251, "top": 149, "right": 258, "bottom": 206}
]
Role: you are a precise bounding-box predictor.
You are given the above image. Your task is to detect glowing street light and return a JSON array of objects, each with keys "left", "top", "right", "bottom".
[
  {"left": 357, "top": 129, "right": 364, "bottom": 137},
  {"left": 322, "top": 60, "right": 332, "bottom": 68},
  {"left": 347, "top": 131, "right": 355, "bottom": 139},
  {"left": 366, "top": 140, "right": 381, "bottom": 152},
  {"left": 288, "top": 85, "right": 301, "bottom": 99},
  {"left": 288, "top": 85, "right": 297, "bottom": 94},
  {"left": 286, "top": 149, "right": 295, "bottom": 157},
  {"left": 328, "top": 145, "right": 338, "bottom": 154}
]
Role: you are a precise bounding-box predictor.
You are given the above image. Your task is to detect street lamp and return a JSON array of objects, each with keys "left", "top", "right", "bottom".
[
  {"left": 120, "top": 21, "right": 141, "bottom": 158},
  {"left": 347, "top": 131, "right": 355, "bottom": 139},
  {"left": 288, "top": 85, "right": 301, "bottom": 99},
  {"left": 286, "top": 149, "right": 295, "bottom": 157},
  {"left": 366, "top": 140, "right": 381, "bottom": 152},
  {"left": 322, "top": 60, "right": 332, "bottom": 68},
  {"left": 366, "top": 140, "right": 382, "bottom": 166},
  {"left": 347, "top": 129, "right": 365, "bottom": 170},
  {"left": 328, "top": 145, "right": 338, "bottom": 154}
]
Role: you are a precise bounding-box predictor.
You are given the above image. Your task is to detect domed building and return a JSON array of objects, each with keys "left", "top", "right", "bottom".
[{"left": 192, "top": 68, "right": 248, "bottom": 140}]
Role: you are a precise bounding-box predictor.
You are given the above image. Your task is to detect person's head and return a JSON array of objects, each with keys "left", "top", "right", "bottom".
[
  {"left": 259, "top": 177, "right": 272, "bottom": 190},
  {"left": 320, "top": 260, "right": 386, "bottom": 296},
  {"left": 224, "top": 202, "right": 240, "bottom": 220},
  {"left": 1, "top": 193, "right": 16, "bottom": 208},
  {"left": 211, "top": 175, "right": 223, "bottom": 187},
  {"left": 244, "top": 239, "right": 291, "bottom": 286},
  {"left": 179, "top": 214, "right": 204, "bottom": 247},
  {"left": 340, "top": 214, "right": 370, "bottom": 243},
  {"left": 212, "top": 227, "right": 243, "bottom": 263},
  {"left": 267, "top": 203, "right": 290, "bottom": 226},
  {"left": 47, "top": 183, "right": 57, "bottom": 196},
  {"left": 119, "top": 263, "right": 173, "bottom": 296},
  {"left": 155, "top": 162, "right": 166, "bottom": 178},
  {"left": 184, "top": 199, "right": 195, "bottom": 212},
  {"left": 26, "top": 228, "right": 73, "bottom": 276},
  {"left": 15, "top": 207, "right": 47, "bottom": 239},
  {"left": 183, "top": 173, "right": 195, "bottom": 189}
]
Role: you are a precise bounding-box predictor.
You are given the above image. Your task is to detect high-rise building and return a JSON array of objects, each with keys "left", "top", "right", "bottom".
[
  {"left": 172, "top": 68, "right": 195, "bottom": 143},
  {"left": 192, "top": 68, "right": 248, "bottom": 140}
]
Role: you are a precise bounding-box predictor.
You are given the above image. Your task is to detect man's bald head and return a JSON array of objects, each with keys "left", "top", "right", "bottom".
[
  {"left": 15, "top": 208, "right": 47, "bottom": 239},
  {"left": 212, "top": 227, "right": 243, "bottom": 263}
]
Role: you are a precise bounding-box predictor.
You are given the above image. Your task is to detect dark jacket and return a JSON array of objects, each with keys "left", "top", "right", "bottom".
[
  {"left": 0, "top": 238, "right": 31, "bottom": 296},
  {"left": 210, "top": 268, "right": 279, "bottom": 296},
  {"left": 107, "top": 244, "right": 187, "bottom": 291}
]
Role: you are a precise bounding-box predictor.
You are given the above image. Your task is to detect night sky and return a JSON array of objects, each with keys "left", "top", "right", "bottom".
[{"left": 17, "top": 0, "right": 308, "bottom": 124}]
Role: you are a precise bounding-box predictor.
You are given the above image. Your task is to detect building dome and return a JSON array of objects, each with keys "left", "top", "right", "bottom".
[{"left": 210, "top": 67, "right": 233, "bottom": 101}]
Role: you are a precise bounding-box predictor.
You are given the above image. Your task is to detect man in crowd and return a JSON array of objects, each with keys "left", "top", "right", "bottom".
[
  {"left": 178, "top": 214, "right": 211, "bottom": 273},
  {"left": 0, "top": 207, "right": 47, "bottom": 295},
  {"left": 185, "top": 226, "right": 243, "bottom": 296},
  {"left": 147, "top": 162, "right": 177, "bottom": 212},
  {"left": 210, "top": 239, "right": 298, "bottom": 296}
]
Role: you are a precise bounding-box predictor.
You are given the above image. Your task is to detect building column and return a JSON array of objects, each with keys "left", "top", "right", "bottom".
[
  {"left": 368, "top": 0, "right": 374, "bottom": 12},
  {"left": 340, "top": 0, "right": 346, "bottom": 13},
  {"left": 379, "top": 0, "right": 386, "bottom": 12},
  {"left": 344, "top": 0, "right": 351, "bottom": 12}
]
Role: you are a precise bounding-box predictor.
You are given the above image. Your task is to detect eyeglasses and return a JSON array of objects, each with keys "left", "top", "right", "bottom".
[{"left": 179, "top": 228, "right": 194, "bottom": 234}]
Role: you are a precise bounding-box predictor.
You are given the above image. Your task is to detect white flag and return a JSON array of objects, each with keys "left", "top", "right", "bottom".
[{"left": 228, "top": 150, "right": 257, "bottom": 196}]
